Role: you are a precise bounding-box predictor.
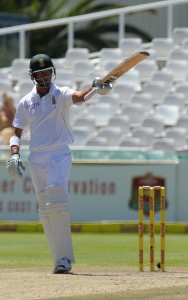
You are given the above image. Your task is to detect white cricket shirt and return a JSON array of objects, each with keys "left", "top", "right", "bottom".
[{"left": 13, "top": 83, "right": 75, "bottom": 152}]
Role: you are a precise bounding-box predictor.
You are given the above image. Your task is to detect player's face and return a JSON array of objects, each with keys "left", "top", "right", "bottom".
[{"left": 33, "top": 69, "right": 52, "bottom": 88}]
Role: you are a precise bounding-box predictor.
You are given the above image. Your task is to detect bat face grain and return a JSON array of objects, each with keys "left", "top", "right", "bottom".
[{"left": 102, "top": 52, "right": 149, "bottom": 84}]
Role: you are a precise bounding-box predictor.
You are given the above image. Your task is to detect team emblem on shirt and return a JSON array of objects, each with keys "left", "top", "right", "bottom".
[{"left": 52, "top": 96, "right": 56, "bottom": 105}]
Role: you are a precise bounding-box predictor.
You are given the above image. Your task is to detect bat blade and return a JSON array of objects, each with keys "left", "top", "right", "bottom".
[
  {"left": 84, "top": 51, "right": 149, "bottom": 101},
  {"left": 102, "top": 51, "right": 149, "bottom": 83}
]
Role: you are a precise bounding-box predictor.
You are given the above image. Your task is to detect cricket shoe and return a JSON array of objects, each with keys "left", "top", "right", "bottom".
[{"left": 53, "top": 258, "right": 72, "bottom": 274}]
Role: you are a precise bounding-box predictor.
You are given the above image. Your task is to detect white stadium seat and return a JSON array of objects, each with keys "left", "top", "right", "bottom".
[
  {"left": 108, "top": 115, "right": 130, "bottom": 136},
  {"left": 154, "top": 104, "right": 180, "bottom": 126},
  {"left": 182, "top": 38, "right": 188, "bottom": 49},
  {"left": 14, "top": 79, "right": 33, "bottom": 100},
  {"left": 151, "top": 138, "right": 176, "bottom": 152},
  {"left": 98, "top": 48, "right": 122, "bottom": 69},
  {"left": 85, "top": 136, "right": 107, "bottom": 146},
  {"left": 165, "top": 59, "right": 188, "bottom": 82},
  {"left": 11, "top": 58, "right": 30, "bottom": 82},
  {"left": 163, "top": 92, "right": 186, "bottom": 113},
  {"left": 151, "top": 70, "right": 174, "bottom": 89},
  {"left": 73, "top": 60, "right": 96, "bottom": 83},
  {"left": 118, "top": 69, "right": 141, "bottom": 91},
  {"left": 172, "top": 27, "right": 188, "bottom": 46},
  {"left": 64, "top": 48, "right": 90, "bottom": 68},
  {"left": 118, "top": 136, "right": 144, "bottom": 148},
  {"left": 69, "top": 103, "right": 88, "bottom": 123},
  {"left": 87, "top": 103, "right": 113, "bottom": 127},
  {"left": 72, "top": 126, "right": 94, "bottom": 146},
  {"left": 130, "top": 93, "right": 153, "bottom": 114},
  {"left": 98, "top": 126, "right": 123, "bottom": 146},
  {"left": 175, "top": 83, "right": 188, "bottom": 104},
  {"left": 163, "top": 127, "right": 188, "bottom": 151},
  {"left": 97, "top": 93, "right": 120, "bottom": 113},
  {"left": 177, "top": 116, "right": 188, "bottom": 138},
  {"left": 119, "top": 38, "right": 142, "bottom": 57},
  {"left": 151, "top": 37, "right": 174, "bottom": 60},
  {"left": 73, "top": 116, "right": 96, "bottom": 131},
  {"left": 113, "top": 82, "right": 137, "bottom": 104},
  {"left": 121, "top": 103, "right": 145, "bottom": 127},
  {"left": 0, "top": 79, "right": 12, "bottom": 94},
  {"left": 134, "top": 59, "right": 157, "bottom": 82},
  {"left": 168, "top": 49, "right": 188, "bottom": 62},
  {"left": 142, "top": 81, "right": 168, "bottom": 105},
  {"left": 141, "top": 117, "right": 164, "bottom": 137},
  {"left": 131, "top": 127, "right": 155, "bottom": 148}
]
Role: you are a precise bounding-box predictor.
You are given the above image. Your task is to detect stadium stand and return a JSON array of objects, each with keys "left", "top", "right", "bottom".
[{"left": 3, "top": 25, "right": 188, "bottom": 150}]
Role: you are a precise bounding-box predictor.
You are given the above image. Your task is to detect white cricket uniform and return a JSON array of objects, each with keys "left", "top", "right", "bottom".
[{"left": 13, "top": 82, "right": 75, "bottom": 195}]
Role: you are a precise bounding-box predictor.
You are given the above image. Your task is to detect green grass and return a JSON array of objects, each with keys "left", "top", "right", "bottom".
[{"left": 0, "top": 232, "right": 188, "bottom": 268}]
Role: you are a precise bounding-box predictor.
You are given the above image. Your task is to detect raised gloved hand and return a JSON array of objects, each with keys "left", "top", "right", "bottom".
[
  {"left": 92, "top": 77, "right": 112, "bottom": 95},
  {"left": 6, "top": 153, "right": 25, "bottom": 180}
]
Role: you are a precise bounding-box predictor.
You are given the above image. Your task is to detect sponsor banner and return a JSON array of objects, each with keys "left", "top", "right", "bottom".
[
  {"left": 0, "top": 160, "right": 182, "bottom": 222},
  {"left": 69, "top": 162, "right": 177, "bottom": 222}
]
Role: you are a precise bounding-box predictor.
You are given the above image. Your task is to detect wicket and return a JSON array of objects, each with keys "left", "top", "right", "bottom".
[{"left": 138, "top": 186, "right": 166, "bottom": 272}]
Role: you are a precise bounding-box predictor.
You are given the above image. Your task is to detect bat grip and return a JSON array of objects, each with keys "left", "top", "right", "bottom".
[{"left": 84, "top": 87, "right": 97, "bottom": 101}]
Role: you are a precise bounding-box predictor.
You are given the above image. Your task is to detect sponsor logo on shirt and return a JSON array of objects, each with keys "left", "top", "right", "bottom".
[{"left": 26, "top": 102, "right": 40, "bottom": 109}]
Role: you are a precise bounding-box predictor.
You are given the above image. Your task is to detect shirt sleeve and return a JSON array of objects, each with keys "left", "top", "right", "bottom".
[
  {"left": 13, "top": 102, "right": 28, "bottom": 129},
  {"left": 61, "top": 86, "right": 75, "bottom": 108}
]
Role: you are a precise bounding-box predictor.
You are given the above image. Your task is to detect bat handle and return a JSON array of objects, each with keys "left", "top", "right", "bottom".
[{"left": 84, "top": 87, "right": 97, "bottom": 101}]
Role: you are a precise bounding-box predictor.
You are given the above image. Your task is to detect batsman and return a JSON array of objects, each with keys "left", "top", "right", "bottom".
[{"left": 6, "top": 53, "right": 112, "bottom": 274}]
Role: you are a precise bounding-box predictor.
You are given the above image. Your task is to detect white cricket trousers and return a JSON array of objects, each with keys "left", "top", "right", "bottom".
[
  {"left": 28, "top": 145, "right": 72, "bottom": 195},
  {"left": 28, "top": 145, "right": 75, "bottom": 266}
]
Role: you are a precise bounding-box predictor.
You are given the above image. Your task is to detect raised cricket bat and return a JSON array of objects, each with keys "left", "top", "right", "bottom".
[{"left": 84, "top": 51, "right": 149, "bottom": 101}]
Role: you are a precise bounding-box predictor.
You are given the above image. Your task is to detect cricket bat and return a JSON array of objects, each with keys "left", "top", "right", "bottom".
[{"left": 84, "top": 51, "right": 149, "bottom": 101}]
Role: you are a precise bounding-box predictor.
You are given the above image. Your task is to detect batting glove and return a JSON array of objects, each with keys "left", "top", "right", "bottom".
[
  {"left": 92, "top": 77, "right": 112, "bottom": 95},
  {"left": 6, "top": 153, "right": 25, "bottom": 180}
]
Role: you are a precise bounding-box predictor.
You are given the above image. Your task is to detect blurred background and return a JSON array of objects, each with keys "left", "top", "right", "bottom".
[{"left": 1, "top": 0, "right": 188, "bottom": 227}]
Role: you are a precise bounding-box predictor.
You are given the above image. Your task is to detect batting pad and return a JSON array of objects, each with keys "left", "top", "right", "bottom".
[{"left": 37, "top": 185, "right": 75, "bottom": 267}]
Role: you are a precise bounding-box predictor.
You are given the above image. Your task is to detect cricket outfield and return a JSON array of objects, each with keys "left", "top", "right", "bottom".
[{"left": 0, "top": 232, "right": 188, "bottom": 299}]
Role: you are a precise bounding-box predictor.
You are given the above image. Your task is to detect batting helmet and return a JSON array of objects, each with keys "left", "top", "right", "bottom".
[{"left": 29, "top": 54, "right": 56, "bottom": 87}]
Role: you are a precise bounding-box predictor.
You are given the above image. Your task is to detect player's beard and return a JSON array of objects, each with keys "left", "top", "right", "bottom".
[{"left": 36, "top": 76, "right": 52, "bottom": 88}]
